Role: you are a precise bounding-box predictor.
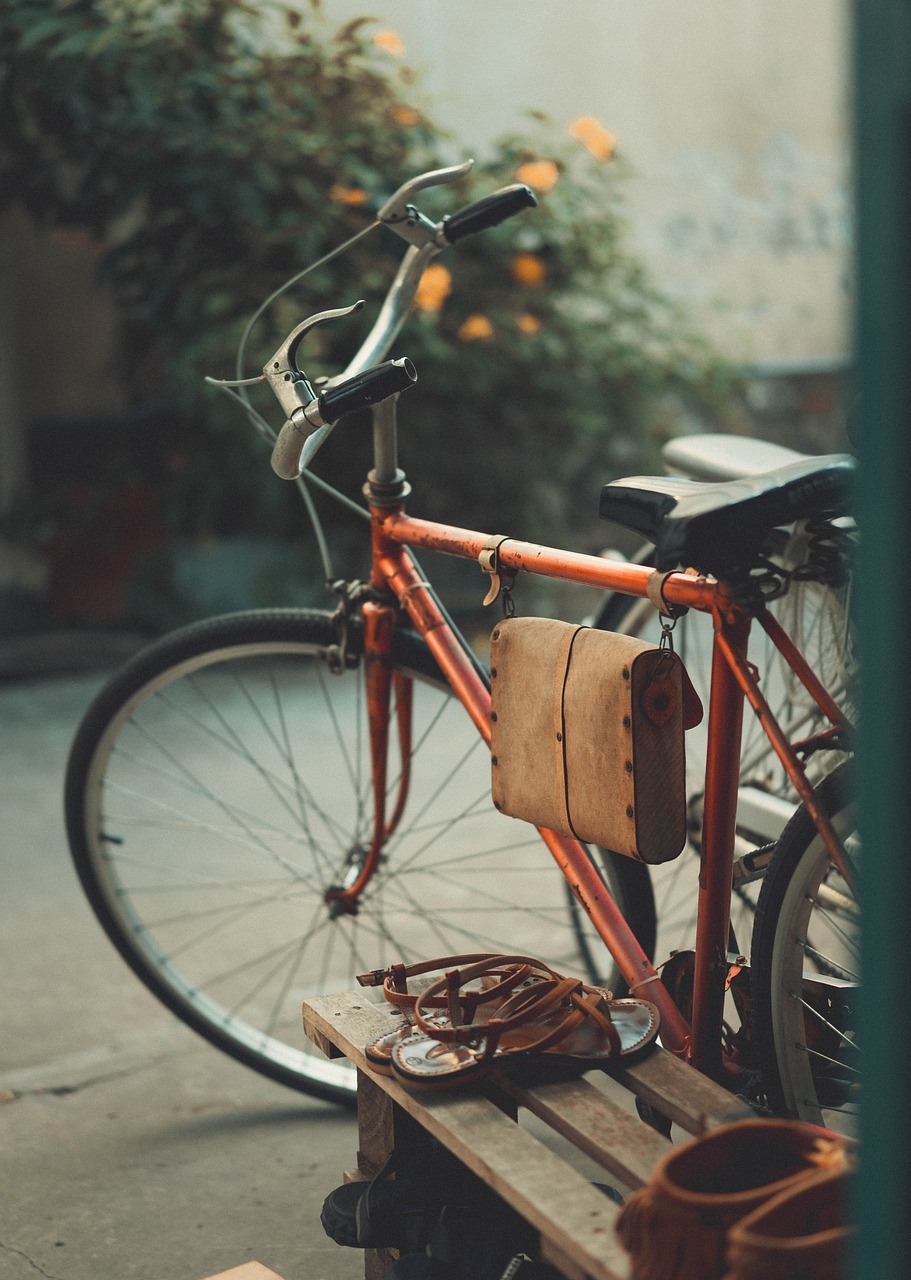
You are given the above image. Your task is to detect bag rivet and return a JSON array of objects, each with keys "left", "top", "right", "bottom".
[
  {"left": 626, "top": 805, "right": 634, "bottom": 818},
  {"left": 623, "top": 715, "right": 631, "bottom": 728},
  {"left": 491, "top": 711, "right": 498, "bottom": 722},
  {"left": 491, "top": 756, "right": 498, "bottom": 766},
  {"left": 490, "top": 667, "right": 497, "bottom": 678},
  {"left": 625, "top": 760, "right": 633, "bottom": 773},
  {"left": 556, "top": 732, "right": 562, "bottom": 742}
]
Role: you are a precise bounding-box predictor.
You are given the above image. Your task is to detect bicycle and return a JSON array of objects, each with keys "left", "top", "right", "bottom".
[{"left": 64, "top": 162, "right": 858, "bottom": 1135}]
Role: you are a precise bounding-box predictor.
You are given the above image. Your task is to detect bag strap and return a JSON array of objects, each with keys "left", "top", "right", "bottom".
[{"left": 551, "top": 624, "right": 583, "bottom": 837}]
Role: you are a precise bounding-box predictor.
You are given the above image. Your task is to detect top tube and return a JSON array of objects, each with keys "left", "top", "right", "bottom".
[{"left": 379, "top": 511, "right": 719, "bottom": 614}]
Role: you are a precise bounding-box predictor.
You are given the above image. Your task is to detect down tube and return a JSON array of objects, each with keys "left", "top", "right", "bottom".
[{"left": 376, "top": 542, "right": 691, "bottom": 1054}]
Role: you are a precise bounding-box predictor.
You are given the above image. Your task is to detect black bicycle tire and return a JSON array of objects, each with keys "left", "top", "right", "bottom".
[
  {"left": 750, "top": 760, "right": 857, "bottom": 1127},
  {"left": 64, "top": 607, "right": 654, "bottom": 1102}
]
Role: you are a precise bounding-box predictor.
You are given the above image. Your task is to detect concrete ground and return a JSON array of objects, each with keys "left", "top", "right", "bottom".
[{"left": 0, "top": 670, "right": 362, "bottom": 1280}]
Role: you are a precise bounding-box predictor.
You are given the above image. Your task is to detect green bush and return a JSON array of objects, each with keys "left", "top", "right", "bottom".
[{"left": 0, "top": 0, "right": 733, "bottom": 598}]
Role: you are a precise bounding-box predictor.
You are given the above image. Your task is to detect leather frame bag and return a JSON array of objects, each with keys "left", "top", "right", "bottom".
[{"left": 489, "top": 617, "right": 699, "bottom": 864}]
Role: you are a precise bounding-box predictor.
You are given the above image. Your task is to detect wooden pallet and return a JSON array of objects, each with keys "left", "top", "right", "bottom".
[
  {"left": 202, "top": 1264, "right": 287, "bottom": 1280},
  {"left": 303, "top": 990, "right": 753, "bottom": 1280}
]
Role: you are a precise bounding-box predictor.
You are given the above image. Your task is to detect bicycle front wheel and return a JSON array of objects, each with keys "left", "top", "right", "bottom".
[
  {"left": 64, "top": 608, "right": 652, "bottom": 1103},
  {"left": 751, "top": 762, "right": 858, "bottom": 1136}
]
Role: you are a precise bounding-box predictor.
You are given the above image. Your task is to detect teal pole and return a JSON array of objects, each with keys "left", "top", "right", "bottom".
[{"left": 854, "top": 2, "right": 911, "bottom": 1276}]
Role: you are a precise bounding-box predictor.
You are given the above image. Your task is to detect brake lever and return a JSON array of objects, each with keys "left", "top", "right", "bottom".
[
  {"left": 263, "top": 300, "right": 365, "bottom": 420},
  {"left": 377, "top": 159, "right": 474, "bottom": 248}
]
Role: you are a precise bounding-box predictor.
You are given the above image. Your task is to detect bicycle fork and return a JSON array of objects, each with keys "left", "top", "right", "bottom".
[{"left": 324, "top": 598, "right": 413, "bottom": 914}]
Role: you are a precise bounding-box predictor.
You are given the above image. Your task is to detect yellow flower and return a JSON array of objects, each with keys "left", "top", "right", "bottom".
[
  {"left": 510, "top": 253, "right": 546, "bottom": 287},
  {"left": 568, "top": 116, "right": 618, "bottom": 162},
  {"left": 414, "top": 263, "right": 453, "bottom": 313},
  {"left": 457, "top": 314, "right": 494, "bottom": 342},
  {"left": 328, "top": 184, "right": 368, "bottom": 206},
  {"left": 372, "top": 30, "right": 406, "bottom": 57},
  {"left": 514, "top": 159, "right": 560, "bottom": 194},
  {"left": 390, "top": 105, "right": 422, "bottom": 127},
  {"left": 516, "top": 313, "right": 542, "bottom": 335}
]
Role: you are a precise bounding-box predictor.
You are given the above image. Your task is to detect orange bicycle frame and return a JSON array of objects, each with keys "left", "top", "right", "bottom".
[{"left": 329, "top": 498, "right": 852, "bottom": 1081}]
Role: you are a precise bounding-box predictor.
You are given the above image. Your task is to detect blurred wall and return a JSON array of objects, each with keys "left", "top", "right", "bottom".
[
  {"left": 0, "top": 213, "right": 124, "bottom": 503},
  {"left": 319, "top": 0, "right": 852, "bottom": 367}
]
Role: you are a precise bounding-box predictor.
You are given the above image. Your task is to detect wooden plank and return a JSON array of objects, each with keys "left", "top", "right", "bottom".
[
  {"left": 303, "top": 989, "right": 396, "bottom": 1064},
  {"left": 303, "top": 992, "right": 630, "bottom": 1280},
  {"left": 201, "top": 1265, "right": 286, "bottom": 1280},
  {"left": 614, "top": 1047, "right": 754, "bottom": 1134},
  {"left": 395, "top": 1089, "right": 629, "bottom": 1280},
  {"left": 301, "top": 989, "right": 751, "bottom": 1137},
  {"left": 356, "top": 1068, "right": 395, "bottom": 1176},
  {"left": 497, "top": 1073, "right": 671, "bottom": 1190}
]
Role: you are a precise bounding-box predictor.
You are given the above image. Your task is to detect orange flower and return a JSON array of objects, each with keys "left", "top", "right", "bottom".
[
  {"left": 516, "top": 313, "right": 542, "bottom": 335},
  {"left": 510, "top": 253, "right": 546, "bottom": 287},
  {"left": 414, "top": 263, "right": 453, "bottom": 313},
  {"left": 568, "top": 116, "right": 618, "bottom": 162},
  {"left": 390, "top": 105, "right": 422, "bottom": 127},
  {"left": 515, "top": 159, "right": 560, "bottom": 194},
  {"left": 457, "top": 314, "right": 494, "bottom": 342},
  {"left": 372, "top": 30, "right": 405, "bottom": 57},
  {"left": 329, "top": 184, "right": 368, "bottom": 206}
]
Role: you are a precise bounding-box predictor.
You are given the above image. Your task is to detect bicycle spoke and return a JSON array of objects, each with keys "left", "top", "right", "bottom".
[
  {"left": 68, "top": 616, "right": 646, "bottom": 1102},
  {"left": 315, "top": 663, "right": 369, "bottom": 830}
]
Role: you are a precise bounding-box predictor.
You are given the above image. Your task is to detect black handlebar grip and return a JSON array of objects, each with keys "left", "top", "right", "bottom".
[
  {"left": 440, "top": 184, "right": 538, "bottom": 245},
  {"left": 317, "top": 358, "right": 417, "bottom": 424}
]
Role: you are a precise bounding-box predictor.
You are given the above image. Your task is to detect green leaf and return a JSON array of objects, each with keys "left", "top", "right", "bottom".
[{"left": 17, "top": 16, "right": 70, "bottom": 51}]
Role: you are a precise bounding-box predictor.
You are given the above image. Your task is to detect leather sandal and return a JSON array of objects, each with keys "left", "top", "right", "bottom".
[
  {"left": 380, "top": 956, "right": 659, "bottom": 1090},
  {"left": 357, "top": 954, "right": 560, "bottom": 1075}
]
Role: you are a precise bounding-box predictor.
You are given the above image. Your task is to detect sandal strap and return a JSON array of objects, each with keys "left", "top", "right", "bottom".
[
  {"left": 356, "top": 953, "right": 501, "bottom": 1012},
  {"left": 359, "top": 953, "right": 630, "bottom": 1063},
  {"left": 415, "top": 966, "right": 626, "bottom": 1062},
  {"left": 356, "top": 952, "right": 498, "bottom": 993},
  {"left": 359, "top": 953, "right": 563, "bottom": 1018},
  {"left": 416, "top": 969, "right": 576, "bottom": 1042}
]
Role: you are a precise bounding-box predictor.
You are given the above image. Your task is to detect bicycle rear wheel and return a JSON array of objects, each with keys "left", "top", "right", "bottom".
[
  {"left": 750, "top": 763, "right": 858, "bottom": 1137},
  {"left": 64, "top": 608, "right": 653, "bottom": 1103}
]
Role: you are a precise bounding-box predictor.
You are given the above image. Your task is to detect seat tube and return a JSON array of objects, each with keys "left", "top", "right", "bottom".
[{"left": 690, "top": 606, "right": 750, "bottom": 1077}]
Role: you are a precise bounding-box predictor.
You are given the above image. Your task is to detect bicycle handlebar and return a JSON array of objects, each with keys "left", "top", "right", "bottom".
[
  {"left": 266, "top": 161, "right": 536, "bottom": 475},
  {"left": 270, "top": 357, "right": 417, "bottom": 479},
  {"left": 440, "top": 184, "right": 537, "bottom": 244}
]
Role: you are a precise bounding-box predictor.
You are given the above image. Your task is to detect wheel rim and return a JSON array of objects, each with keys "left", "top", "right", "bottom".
[{"left": 769, "top": 806, "right": 860, "bottom": 1132}]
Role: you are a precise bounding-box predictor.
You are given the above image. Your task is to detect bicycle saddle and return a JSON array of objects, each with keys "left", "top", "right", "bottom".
[{"left": 599, "top": 453, "right": 855, "bottom": 574}]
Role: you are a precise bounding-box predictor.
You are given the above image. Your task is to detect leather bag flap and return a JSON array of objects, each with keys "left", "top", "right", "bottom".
[{"left": 490, "top": 617, "right": 689, "bottom": 864}]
